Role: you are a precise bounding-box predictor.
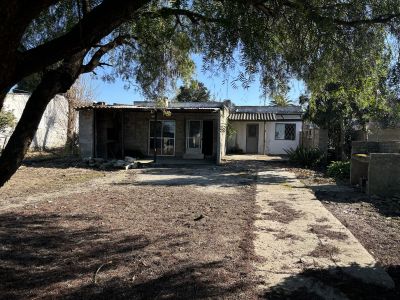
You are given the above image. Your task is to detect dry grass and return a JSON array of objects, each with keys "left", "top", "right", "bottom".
[{"left": 0, "top": 162, "right": 260, "bottom": 299}]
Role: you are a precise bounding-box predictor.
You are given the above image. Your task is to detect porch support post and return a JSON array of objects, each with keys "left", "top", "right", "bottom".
[{"left": 153, "top": 109, "right": 157, "bottom": 163}]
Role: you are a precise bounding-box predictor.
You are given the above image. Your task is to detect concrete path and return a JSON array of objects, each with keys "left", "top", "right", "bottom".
[{"left": 254, "top": 167, "right": 394, "bottom": 298}]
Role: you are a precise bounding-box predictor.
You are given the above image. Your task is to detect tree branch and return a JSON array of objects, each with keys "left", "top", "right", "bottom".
[
  {"left": 278, "top": 0, "right": 400, "bottom": 27},
  {"left": 143, "top": 7, "right": 225, "bottom": 24},
  {"left": 17, "top": 0, "right": 151, "bottom": 81},
  {"left": 81, "top": 35, "right": 133, "bottom": 74}
]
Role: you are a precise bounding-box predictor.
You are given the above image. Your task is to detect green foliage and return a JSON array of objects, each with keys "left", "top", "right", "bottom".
[
  {"left": 270, "top": 94, "right": 293, "bottom": 107},
  {"left": 175, "top": 80, "right": 211, "bottom": 102},
  {"left": 285, "top": 146, "right": 325, "bottom": 168},
  {"left": 19, "top": 1, "right": 400, "bottom": 100},
  {"left": 327, "top": 161, "right": 351, "bottom": 179},
  {"left": 0, "top": 111, "right": 15, "bottom": 133}
]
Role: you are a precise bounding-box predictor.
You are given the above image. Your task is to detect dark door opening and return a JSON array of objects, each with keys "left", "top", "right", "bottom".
[
  {"left": 246, "top": 124, "right": 259, "bottom": 154},
  {"left": 202, "top": 120, "right": 214, "bottom": 156}
]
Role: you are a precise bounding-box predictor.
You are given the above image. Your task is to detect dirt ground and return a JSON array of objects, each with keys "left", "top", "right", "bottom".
[
  {"left": 287, "top": 166, "right": 400, "bottom": 291},
  {"left": 1, "top": 155, "right": 399, "bottom": 299},
  {"left": 0, "top": 158, "right": 260, "bottom": 299}
]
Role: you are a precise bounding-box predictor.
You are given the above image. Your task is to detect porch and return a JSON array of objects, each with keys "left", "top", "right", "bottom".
[{"left": 78, "top": 105, "right": 227, "bottom": 163}]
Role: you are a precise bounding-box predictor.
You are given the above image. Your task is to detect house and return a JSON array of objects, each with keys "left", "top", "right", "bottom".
[
  {"left": 227, "top": 106, "right": 303, "bottom": 155},
  {"left": 77, "top": 101, "right": 303, "bottom": 163},
  {"left": 1, "top": 93, "right": 71, "bottom": 150},
  {"left": 78, "top": 101, "right": 230, "bottom": 164}
]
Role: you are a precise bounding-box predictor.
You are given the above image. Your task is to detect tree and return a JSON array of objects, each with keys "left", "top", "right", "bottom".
[
  {"left": 175, "top": 80, "right": 211, "bottom": 102},
  {"left": 13, "top": 73, "right": 42, "bottom": 93},
  {"left": 270, "top": 94, "right": 293, "bottom": 107},
  {"left": 1, "top": 1, "right": 400, "bottom": 186},
  {"left": 300, "top": 53, "right": 398, "bottom": 159}
]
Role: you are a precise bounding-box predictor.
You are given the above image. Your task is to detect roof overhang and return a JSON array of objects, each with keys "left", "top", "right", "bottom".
[
  {"left": 76, "top": 105, "right": 220, "bottom": 113},
  {"left": 228, "top": 112, "right": 276, "bottom": 121}
]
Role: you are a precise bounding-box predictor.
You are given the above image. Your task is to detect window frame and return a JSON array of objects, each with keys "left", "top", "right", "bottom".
[
  {"left": 275, "top": 123, "right": 296, "bottom": 141},
  {"left": 148, "top": 120, "right": 176, "bottom": 156}
]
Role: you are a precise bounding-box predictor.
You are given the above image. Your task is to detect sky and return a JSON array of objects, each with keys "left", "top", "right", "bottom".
[{"left": 84, "top": 54, "right": 306, "bottom": 106}]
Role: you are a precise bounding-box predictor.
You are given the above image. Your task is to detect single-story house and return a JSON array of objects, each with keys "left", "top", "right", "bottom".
[
  {"left": 227, "top": 106, "right": 303, "bottom": 155},
  {"left": 77, "top": 101, "right": 303, "bottom": 163}
]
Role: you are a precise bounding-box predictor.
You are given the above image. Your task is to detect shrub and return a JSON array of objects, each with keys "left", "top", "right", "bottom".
[
  {"left": 285, "top": 146, "right": 325, "bottom": 168},
  {"left": 0, "top": 111, "right": 15, "bottom": 133},
  {"left": 327, "top": 161, "right": 350, "bottom": 179}
]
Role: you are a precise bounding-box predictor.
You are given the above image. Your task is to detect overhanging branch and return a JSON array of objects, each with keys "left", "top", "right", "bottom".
[{"left": 81, "top": 35, "right": 134, "bottom": 74}]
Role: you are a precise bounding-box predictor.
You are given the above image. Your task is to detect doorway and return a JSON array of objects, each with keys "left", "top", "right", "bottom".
[
  {"left": 202, "top": 120, "right": 214, "bottom": 156},
  {"left": 246, "top": 124, "right": 259, "bottom": 154}
]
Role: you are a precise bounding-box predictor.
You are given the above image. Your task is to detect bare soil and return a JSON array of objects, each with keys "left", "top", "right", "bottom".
[
  {"left": 0, "top": 159, "right": 260, "bottom": 299},
  {"left": 286, "top": 165, "right": 400, "bottom": 292}
]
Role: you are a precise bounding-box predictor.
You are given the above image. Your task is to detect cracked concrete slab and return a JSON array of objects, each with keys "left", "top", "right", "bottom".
[{"left": 254, "top": 168, "right": 394, "bottom": 298}]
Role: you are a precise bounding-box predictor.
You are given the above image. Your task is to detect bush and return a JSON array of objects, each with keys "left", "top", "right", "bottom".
[
  {"left": 0, "top": 111, "right": 15, "bottom": 133},
  {"left": 327, "top": 161, "right": 350, "bottom": 179},
  {"left": 285, "top": 146, "right": 325, "bottom": 168}
]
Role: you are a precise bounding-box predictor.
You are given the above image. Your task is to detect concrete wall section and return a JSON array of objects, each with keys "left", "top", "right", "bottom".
[
  {"left": 1, "top": 93, "right": 70, "bottom": 150},
  {"left": 368, "top": 153, "right": 400, "bottom": 197}
]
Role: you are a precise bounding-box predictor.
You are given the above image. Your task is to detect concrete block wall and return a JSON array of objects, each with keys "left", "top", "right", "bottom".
[
  {"left": 367, "top": 128, "right": 400, "bottom": 142},
  {"left": 351, "top": 141, "right": 379, "bottom": 154},
  {"left": 78, "top": 110, "right": 93, "bottom": 157},
  {"left": 368, "top": 153, "right": 400, "bottom": 197},
  {"left": 2, "top": 93, "right": 71, "bottom": 150},
  {"left": 378, "top": 141, "right": 400, "bottom": 153},
  {"left": 97, "top": 110, "right": 220, "bottom": 159}
]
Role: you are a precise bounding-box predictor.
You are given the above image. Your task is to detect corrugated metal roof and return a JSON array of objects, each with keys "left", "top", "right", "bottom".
[
  {"left": 229, "top": 112, "right": 276, "bottom": 121},
  {"left": 233, "top": 105, "right": 303, "bottom": 114},
  {"left": 76, "top": 104, "right": 220, "bottom": 112}
]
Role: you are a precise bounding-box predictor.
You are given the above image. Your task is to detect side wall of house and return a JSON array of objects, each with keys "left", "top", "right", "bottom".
[
  {"left": 1, "top": 93, "right": 70, "bottom": 150},
  {"left": 265, "top": 121, "right": 302, "bottom": 154},
  {"left": 227, "top": 120, "right": 302, "bottom": 155}
]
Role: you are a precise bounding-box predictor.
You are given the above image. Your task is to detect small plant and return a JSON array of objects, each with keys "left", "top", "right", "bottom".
[
  {"left": 0, "top": 111, "right": 15, "bottom": 133},
  {"left": 327, "top": 161, "right": 350, "bottom": 179},
  {"left": 285, "top": 146, "right": 325, "bottom": 168}
]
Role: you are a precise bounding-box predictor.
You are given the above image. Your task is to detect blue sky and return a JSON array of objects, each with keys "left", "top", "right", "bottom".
[{"left": 85, "top": 54, "right": 306, "bottom": 106}]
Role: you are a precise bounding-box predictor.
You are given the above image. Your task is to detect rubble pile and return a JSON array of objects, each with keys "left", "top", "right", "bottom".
[{"left": 83, "top": 156, "right": 140, "bottom": 170}]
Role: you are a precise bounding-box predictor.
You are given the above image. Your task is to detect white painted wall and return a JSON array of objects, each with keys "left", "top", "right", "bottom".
[
  {"left": 265, "top": 121, "right": 302, "bottom": 154},
  {"left": 227, "top": 120, "right": 302, "bottom": 155},
  {"left": 1, "top": 93, "right": 71, "bottom": 150}
]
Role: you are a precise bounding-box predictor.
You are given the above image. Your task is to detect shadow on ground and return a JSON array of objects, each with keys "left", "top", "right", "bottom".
[
  {"left": 262, "top": 264, "right": 399, "bottom": 300},
  {"left": 309, "top": 184, "right": 400, "bottom": 218},
  {"left": 0, "top": 212, "right": 252, "bottom": 299}
]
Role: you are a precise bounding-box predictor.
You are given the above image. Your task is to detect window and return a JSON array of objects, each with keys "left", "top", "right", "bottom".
[
  {"left": 149, "top": 120, "right": 175, "bottom": 155},
  {"left": 275, "top": 123, "right": 296, "bottom": 140}
]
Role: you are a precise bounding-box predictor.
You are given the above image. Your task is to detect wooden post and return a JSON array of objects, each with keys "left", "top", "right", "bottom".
[{"left": 153, "top": 109, "right": 157, "bottom": 163}]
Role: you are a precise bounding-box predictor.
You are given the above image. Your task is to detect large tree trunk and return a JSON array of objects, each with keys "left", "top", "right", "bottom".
[
  {"left": 0, "top": 0, "right": 150, "bottom": 110},
  {"left": 0, "top": 53, "right": 85, "bottom": 187}
]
